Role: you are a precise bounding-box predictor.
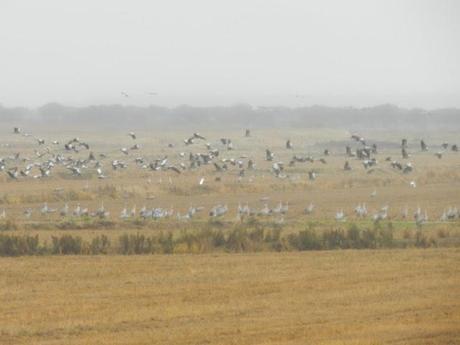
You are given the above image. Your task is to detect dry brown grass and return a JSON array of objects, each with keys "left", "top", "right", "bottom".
[
  {"left": 0, "top": 129, "right": 459, "bottom": 250},
  {"left": 1, "top": 129, "right": 460, "bottom": 344},
  {"left": 0, "top": 249, "right": 459, "bottom": 345}
]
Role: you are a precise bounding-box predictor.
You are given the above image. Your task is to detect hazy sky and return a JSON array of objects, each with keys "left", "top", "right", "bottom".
[{"left": 0, "top": 0, "right": 459, "bottom": 109}]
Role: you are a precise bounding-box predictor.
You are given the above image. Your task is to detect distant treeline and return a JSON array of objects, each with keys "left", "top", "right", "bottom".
[
  {"left": 0, "top": 222, "right": 437, "bottom": 256},
  {"left": 1, "top": 103, "right": 459, "bottom": 131}
]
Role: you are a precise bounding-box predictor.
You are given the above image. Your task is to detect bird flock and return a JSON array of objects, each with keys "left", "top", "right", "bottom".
[
  {"left": 2, "top": 199, "right": 458, "bottom": 227},
  {"left": 1, "top": 126, "right": 459, "bottom": 226}
]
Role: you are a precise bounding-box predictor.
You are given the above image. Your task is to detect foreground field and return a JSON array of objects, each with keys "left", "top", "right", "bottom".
[{"left": 1, "top": 249, "right": 459, "bottom": 344}]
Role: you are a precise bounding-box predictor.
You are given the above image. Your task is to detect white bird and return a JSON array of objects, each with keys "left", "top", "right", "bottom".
[
  {"left": 24, "top": 208, "right": 33, "bottom": 219},
  {"left": 130, "top": 205, "right": 137, "bottom": 218},
  {"left": 335, "top": 210, "right": 346, "bottom": 222},
  {"left": 96, "top": 168, "right": 107, "bottom": 179},
  {"left": 73, "top": 203, "right": 82, "bottom": 217},
  {"left": 237, "top": 203, "right": 251, "bottom": 219},
  {"left": 304, "top": 202, "right": 315, "bottom": 215},
  {"left": 120, "top": 206, "right": 129, "bottom": 219},
  {"left": 372, "top": 206, "right": 388, "bottom": 222},
  {"left": 414, "top": 207, "right": 428, "bottom": 226},
  {"left": 40, "top": 203, "right": 56, "bottom": 215},
  {"left": 95, "top": 202, "right": 109, "bottom": 219},
  {"left": 209, "top": 204, "right": 228, "bottom": 217},
  {"left": 280, "top": 202, "right": 289, "bottom": 214},
  {"left": 177, "top": 212, "right": 191, "bottom": 222},
  {"left": 354, "top": 203, "right": 367, "bottom": 218},
  {"left": 60, "top": 203, "right": 69, "bottom": 217},
  {"left": 259, "top": 204, "right": 271, "bottom": 216},
  {"left": 272, "top": 202, "right": 282, "bottom": 214},
  {"left": 440, "top": 210, "right": 448, "bottom": 222}
]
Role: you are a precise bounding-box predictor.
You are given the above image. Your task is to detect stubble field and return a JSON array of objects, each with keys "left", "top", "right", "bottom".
[{"left": 1, "top": 249, "right": 460, "bottom": 345}]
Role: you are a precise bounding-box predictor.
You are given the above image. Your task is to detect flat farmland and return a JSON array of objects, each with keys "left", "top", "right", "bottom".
[
  {"left": 0, "top": 129, "right": 459, "bottom": 234},
  {"left": 1, "top": 128, "right": 459, "bottom": 344},
  {"left": 1, "top": 249, "right": 459, "bottom": 345}
]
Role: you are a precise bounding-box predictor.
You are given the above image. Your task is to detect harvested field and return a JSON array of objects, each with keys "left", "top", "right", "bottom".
[{"left": 1, "top": 249, "right": 459, "bottom": 345}]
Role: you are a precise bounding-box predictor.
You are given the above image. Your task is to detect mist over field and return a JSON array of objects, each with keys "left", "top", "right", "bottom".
[
  {"left": 1, "top": 1, "right": 460, "bottom": 344},
  {"left": 2, "top": 103, "right": 460, "bottom": 131}
]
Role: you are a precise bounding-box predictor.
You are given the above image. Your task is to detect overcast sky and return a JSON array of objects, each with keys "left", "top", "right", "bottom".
[{"left": 0, "top": 0, "right": 459, "bottom": 109}]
